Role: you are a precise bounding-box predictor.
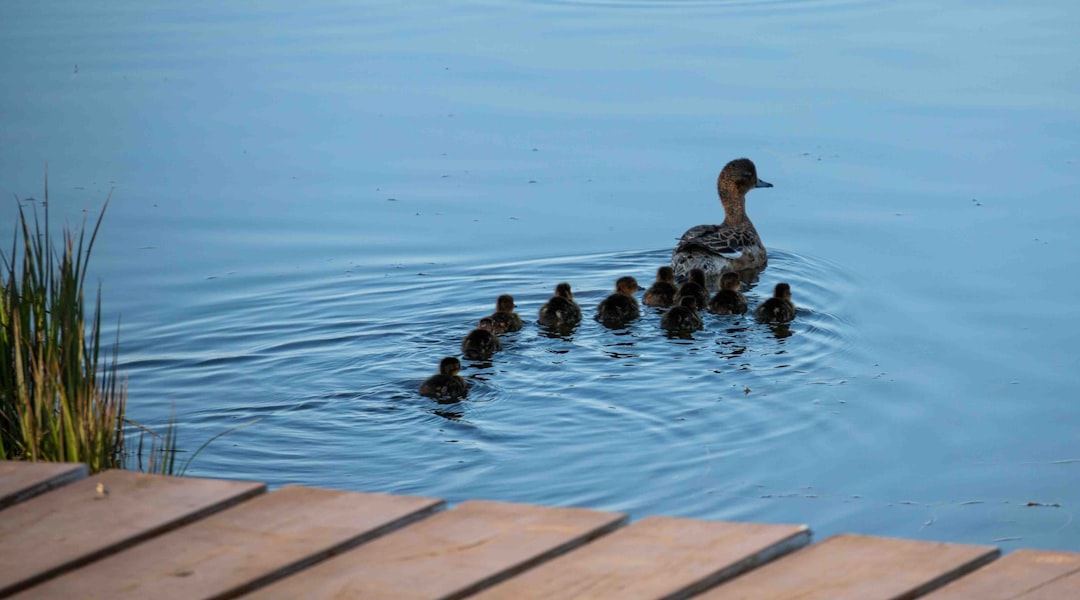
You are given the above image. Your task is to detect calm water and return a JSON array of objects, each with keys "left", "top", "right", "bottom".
[{"left": 2, "top": 0, "right": 1079, "bottom": 552}]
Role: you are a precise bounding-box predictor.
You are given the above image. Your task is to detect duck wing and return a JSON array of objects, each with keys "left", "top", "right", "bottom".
[{"left": 675, "top": 225, "right": 759, "bottom": 258}]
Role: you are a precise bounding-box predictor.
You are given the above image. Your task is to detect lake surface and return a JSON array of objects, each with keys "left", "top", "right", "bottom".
[{"left": 2, "top": 0, "right": 1079, "bottom": 552}]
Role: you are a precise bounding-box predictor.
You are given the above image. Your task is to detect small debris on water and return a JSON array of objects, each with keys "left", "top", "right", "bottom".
[
  {"left": 743, "top": 386, "right": 751, "bottom": 395},
  {"left": 386, "top": 198, "right": 398, "bottom": 202},
  {"left": 1026, "top": 501, "right": 1062, "bottom": 507}
]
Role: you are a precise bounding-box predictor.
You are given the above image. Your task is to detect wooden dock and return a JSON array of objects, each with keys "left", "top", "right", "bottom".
[{"left": 1, "top": 462, "right": 1077, "bottom": 599}]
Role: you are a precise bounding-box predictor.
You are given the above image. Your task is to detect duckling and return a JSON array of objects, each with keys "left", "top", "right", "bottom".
[
  {"left": 461, "top": 317, "right": 502, "bottom": 360},
  {"left": 538, "top": 282, "right": 582, "bottom": 328},
  {"left": 488, "top": 294, "right": 523, "bottom": 333},
  {"left": 671, "top": 158, "right": 773, "bottom": 282},
  {"left": 596, "top": 276, "right": 641, "bottom": 326},
  {"left": 708, "top": 271, "right": 749, "bottom": 315},
  {"left": 419, "top": 356, "right": 468, "bottom": 400},
  {"left": 674, "top": 268, "right": 709, "bottom": 310},
  {"left": 661, "top": 295, "right": 704, "bottom": 334},
  {"left": 754, "top": 282, "right": 796, "bottom": 323},
  {"left": 643, "top": 266, "right": 678, "bottom": 307}
]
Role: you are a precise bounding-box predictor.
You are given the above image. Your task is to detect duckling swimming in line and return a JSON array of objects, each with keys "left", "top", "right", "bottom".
[
  {"left": 462, "top": 317, "right": 502, "bottom": 360},
  {"left": 419, "top": 356, "right": 468, "bottom": 400},
  {"left": 661, "top": 296, "right": 704, "bottom": 334},
  {"left": 754, "top": 282, "right": 796, "bottom": 323},
  {"left": 643, "top": 266, "right": 678, "bottom": 307},
  {"left": 671, "top": 158, "right": 773, "bottom": 283},
  {"left": 538, "top": 282, "right": 582, "bottom": 328},
  {"left": 674, "top": 268, "right": 709, "bottom": 311},
  {"left": 489, "top": 294, "right": 523, "bottom": 333},
  {"left": 708, "top": 271, "right": 749, "bottom": 315},
  {"left": 596, "top": 276, "right": 641, "bottom": 327}
]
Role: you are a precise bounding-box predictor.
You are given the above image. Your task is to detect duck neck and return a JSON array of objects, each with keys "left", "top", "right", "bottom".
[{"left": 719, "top": 192, "right": 750, "bottom": 226}]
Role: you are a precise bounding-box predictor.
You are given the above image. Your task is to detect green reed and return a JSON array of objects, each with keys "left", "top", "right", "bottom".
[{"left": 0, "top": 177, "right": 127, "bottom": 473}]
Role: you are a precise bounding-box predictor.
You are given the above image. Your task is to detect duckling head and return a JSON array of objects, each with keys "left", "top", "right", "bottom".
[
  {"left": 478, "top": 317, "right": 497, "bottom": 332},
  {"left": 495, "top": 294, "right": 515, "bottom": 312},
  {"left": 439, "top": 356, "right": 462, "bottom": 376},
  {"left": 720, "top": 271, "right": 741, "bottom": 291},
  {"left": 773, "top": 282, "right": 791, "bottom": 300},
  {"left": 717, "top": 158, "right": 773, "bottom": 199},
  {"left": 679, "top": 296, "right": 698, "bottom": 310},
  {"left": 615, "top": 276, "right": 640, "bottom": 295},
  {"left": 554, "top": 282, "right": 573, "bottom": 299},
  {"left": 656, "top": 266, "right": 675, "bottom": 283},
  {"left": 689, "top": 268, "right": 707, "bottom": 287}
]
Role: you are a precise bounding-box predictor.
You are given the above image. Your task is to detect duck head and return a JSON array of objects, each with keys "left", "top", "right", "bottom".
[
  {"left": 615, "top": 276, "right": 640, "bottom": 295},
  {"left": 439, "top": 356, "right": 462, "bottom": 376}
]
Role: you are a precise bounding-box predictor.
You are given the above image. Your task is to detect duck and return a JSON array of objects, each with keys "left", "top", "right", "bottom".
[
  {"left": 488, "top": 294, "right": 523, "bottom": 333},
  {"left": 643, "top": 266, "right": 678, "bottom": 307},
  {"left": 671, "top": 158, "right": 773, "bottom": 284},
  {"left": 708, "top": 271, "right": 749, "bottom": 315},
  {"left": 674, "top": 268, "right": 709, "bottom": 310},
  {"left": 461, "top": 317, "right": 502, "bottom": 360},
  {"left": 754, "top": 282, "right": 796, "bottom": 323},
  {"left": 596, "top": 276, "right": 641, "bottom": 327},
  {"left": 538, "top": 282, "right": 582, "bottom": 328},
  {"left": 661, "top": 295, "right": 704, "bottom": 334},
  {"left": 419, "top": 356, "right": 468, "bottom": 400}
]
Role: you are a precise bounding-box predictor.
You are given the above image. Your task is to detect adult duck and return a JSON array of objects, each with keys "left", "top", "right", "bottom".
[{"left": 671, "top": 158, "right": 773, "bottom": 283}]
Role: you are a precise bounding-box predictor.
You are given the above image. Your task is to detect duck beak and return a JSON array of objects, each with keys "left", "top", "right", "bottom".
[{"left": 755, "top": 178, "right": 773, "bottom": 188}]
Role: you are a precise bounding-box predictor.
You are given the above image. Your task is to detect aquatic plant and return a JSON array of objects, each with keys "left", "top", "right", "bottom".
[{"left": 0, "top": 177, "right": 126, "bottom": 473}]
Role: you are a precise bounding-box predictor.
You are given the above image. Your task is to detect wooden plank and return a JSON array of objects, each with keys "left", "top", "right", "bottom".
[
  {"left": 0, "top": 461, "right": 87, "bottom": 510},
  {"left": 924, "top": 548, "right": 1080, "bottom": 599},
  {"left": 1017, "top": 569, "right": 1080, "bottom": 599},
  {"left": 695, "top": 533, "right": 999, "bottom": 600},
  {"left": 0, "top": 469, "right": 264, "bottom": 596},
  {"left": 471, "top": 515, "right": 810, "bottom": 600},
  {"left": 12, "top": 485, "right": 444, "bottom": 600},
  {"left": 247, "top": 499, "right": 627, "bottom": 600}
]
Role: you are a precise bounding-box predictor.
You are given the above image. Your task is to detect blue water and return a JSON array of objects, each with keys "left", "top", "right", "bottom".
[{"left": 2, "top": 0, "right": 1079, "bottom": 552}]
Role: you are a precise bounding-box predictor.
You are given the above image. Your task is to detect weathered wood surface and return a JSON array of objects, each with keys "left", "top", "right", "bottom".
[
  {"left": 0, "top": 461, "right": 87, "bottom": 510},
  {"left": 11, "top": 485, "right": 444, "bottom": 600},
  {"left": 695, "top": 533, "right": 999, "bottom": 600},
  {"left": 924, "top": 548, "right": 1080, "bottom": 599},
  {"left": 0, "top": 469, "right": 264, "bottom": 596},
  {"left": 247, "top": 499, "right": 627, "bottom": 600},
  {"left": 472, "top": 515, "right": 810, "bottom": 600}
]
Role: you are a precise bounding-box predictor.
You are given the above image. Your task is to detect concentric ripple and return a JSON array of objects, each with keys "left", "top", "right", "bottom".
[{"left": 120, "top": 245, "right": 862, "bottom": 515}]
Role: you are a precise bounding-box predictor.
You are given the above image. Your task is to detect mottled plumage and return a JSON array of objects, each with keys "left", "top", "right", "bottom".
[
  {"left": 488, "top": 294, "right": 523, "bottom": 333},
  {"left": 596, "top": 276, "right": 641, "bottom": 327},
  {"left": 672, "top": 158, "right": 773, "bottom": 283},
  {"left": 462, "top": 318, "right": 502, "bottom": 360},
  {"left": 643, "top": 266, "right": 678, "bottom": 307},
  {"left": 708, "top": 272, "right": 748, "bottom": 315},
  {"left": 661, "top": 296, "right": 703, "bottom": 334},
  {"left": 538, "top": 282, "right": 581, "bottom": 329},
  {"left": 419, "top": 357, "right": 468, "bottom": 400},
  {"left": 754, "top": 282, "right": 796, "bottom": 323}
]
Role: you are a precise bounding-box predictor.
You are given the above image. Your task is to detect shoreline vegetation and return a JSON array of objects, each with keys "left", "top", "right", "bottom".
[{"left": 1, "top": 175, "right": 178, "bottom": 474}]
